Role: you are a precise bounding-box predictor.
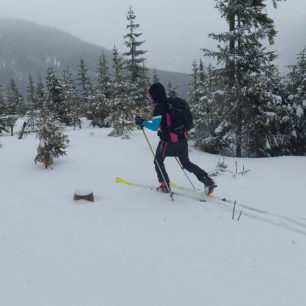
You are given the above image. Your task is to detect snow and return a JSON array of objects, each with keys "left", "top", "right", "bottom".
[
  {"left": 264, "top": 111, "right": 277, "bottom": 118},
  {"left": 296, "top": 104, "right": 304, "bottom": 117},
  {"left": 74, "top": 188, "right": 94, "bottom": 196},
  {"left": 0, "top": 125, "right": 306, "bottom": 306},
  {"left": 45, "top": 56, "right": 61, "bottom": 67}
]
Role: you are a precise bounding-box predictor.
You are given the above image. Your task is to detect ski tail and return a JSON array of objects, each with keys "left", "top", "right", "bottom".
[
  {"left": 170, "top": 182, "right": 192, "bottom": 192},
  {"left": 171, "top": 181, "right": 216, "bottom": 196}
]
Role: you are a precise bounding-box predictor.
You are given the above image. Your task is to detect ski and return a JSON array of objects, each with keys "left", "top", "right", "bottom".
[
  {"left": 170, "top": 181, "right": 234, "bottom": 204},
  {"left": 115, "top": 177, "right": 206, "bottom": 202}
]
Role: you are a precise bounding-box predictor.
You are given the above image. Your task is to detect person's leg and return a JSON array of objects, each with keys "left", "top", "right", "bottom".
[
  {"left": 175, "top": 140, "right": 217, "bottom": 193},
  {"left": 155, "top": 139, "right": 216, "bottom": 193},
  {"left": 154, "top": 140, "right": 170, "bottom": 184},
  {"left": 171, "top": 139, "right": 208, "bottom": 181}
]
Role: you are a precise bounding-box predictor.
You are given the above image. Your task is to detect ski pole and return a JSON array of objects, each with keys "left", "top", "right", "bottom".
[
  {"left": 142, "top": 127, "right": 155, "bottom": 156},
  {"left": 141, "top": 128, "right": 173, "bottom": 200},
  {"left": 175, "top": 157, "right": 196, "bottom": 190}
]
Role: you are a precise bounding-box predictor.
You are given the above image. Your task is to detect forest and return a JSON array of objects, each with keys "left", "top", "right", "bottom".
[{"left": 0, "top": 1, "right": 305, "bottom": 166}]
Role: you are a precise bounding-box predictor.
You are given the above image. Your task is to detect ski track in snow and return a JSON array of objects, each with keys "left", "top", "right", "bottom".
[
  {"left": 214, "top": 197, "right": 306, "bottom": 233},
  {"left": 208, "top": 197, "right": 306, "bottom": 237},
  {"left": 170, "top": 185, "right": 306, "bottom": 236}
]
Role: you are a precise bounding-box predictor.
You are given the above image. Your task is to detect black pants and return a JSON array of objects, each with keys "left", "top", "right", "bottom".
[{"left": 154, "top": 139, "right": 208, "bottom": 184}]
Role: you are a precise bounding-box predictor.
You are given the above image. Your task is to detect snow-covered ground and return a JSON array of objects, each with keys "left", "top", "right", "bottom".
[{"left": 0, "top": 123, "right": 305, "bottom": 306}]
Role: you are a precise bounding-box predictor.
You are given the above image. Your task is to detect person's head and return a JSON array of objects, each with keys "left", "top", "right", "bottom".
[{"left": 147, "top": 82, "right": 167, "bottom": 102}]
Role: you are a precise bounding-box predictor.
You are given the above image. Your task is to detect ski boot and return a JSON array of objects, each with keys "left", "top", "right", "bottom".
[
  {"left": 202, "top": 175, "right": 217, "bottom": 196},
  {"left": 156, "top": 181, "right": 171, "bottom": 193}
]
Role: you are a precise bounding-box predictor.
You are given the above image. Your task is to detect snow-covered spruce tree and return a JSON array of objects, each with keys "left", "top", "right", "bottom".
[
  {"left": 6, "top": 79, "right": 23, "bottom": 136},
  {"left": 167, "top": 81, "right": 178, "bottom": 97},
  {"left": 44, "top": 68, "right": 71, "bottom": 125},
  {"left": 188, "top": 60, "right": 206, "bottom": 139},
  {"left": 62, "top": 69, "right": 81, "bottom": 129},
  {"left": 0, "top": 87, "right": 8, "bottom": 134},
  {"left": 286, "top": 47, "right": 306, "bottom": 155},
  {"left": 107, "top": 46, "right": 134, "bottom": 137},
  {"left": 90, "top": 52, "right": 112, "bottom": 127},
  {"left": 34, "top": 88, "right": 69, "bottom": 169},
  {"left": 253, "top": 65, "right": 292, "bottom": 156},
  {"left": 188, "top": 60, "right": 222, "bottom": 152},
  {"left": 152, "top": 69, "right": 160, "bottom": 83},
  {"left": 96, "top": 52, "right": 113, "bottom": 100},
  {"left": 77, "top": 58, "right": 94, "bottom": 117},
  {"left": 188, "top": 61, "right": 200, "bottom": 108},
  {"left": 35, "top": 75, "right": 45, "bottom": 110},
  {"left": 25, "top": 75, "right": 38, "bottom": 133},
  {"left": 27, "top": 75, "right": 36, "bottom": 109},
  {"left": 123, "top": 6, "right": 151, "bottom": 119},
  {"left": 203, "top": 0, "right": 284, "bottom": 157},
  {"left": 123, "top": 6, "right": 148, "bottom": 83}
]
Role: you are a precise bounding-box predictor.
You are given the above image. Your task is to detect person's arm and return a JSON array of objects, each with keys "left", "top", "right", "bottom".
[{"left": 142, "top": 115, "right": 162, "bottom": 131}]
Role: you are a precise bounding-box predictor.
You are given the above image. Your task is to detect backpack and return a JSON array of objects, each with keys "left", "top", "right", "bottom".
[{"left": 166, "top": 97, "right": 194, "bottom": 134}]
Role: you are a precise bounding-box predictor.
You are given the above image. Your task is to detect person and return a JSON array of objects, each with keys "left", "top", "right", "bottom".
[{"left": 135, "top": 82, "right": 217, "bottom": 195}]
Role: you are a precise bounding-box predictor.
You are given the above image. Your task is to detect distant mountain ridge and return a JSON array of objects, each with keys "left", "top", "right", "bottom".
[{"left": 0, "top": 18, "right": 191, "bottom": 97}]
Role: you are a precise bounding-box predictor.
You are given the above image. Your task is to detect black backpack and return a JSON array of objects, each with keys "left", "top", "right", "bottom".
[{"left": 166, "top": 97, "right": 194, "bottom": 134}]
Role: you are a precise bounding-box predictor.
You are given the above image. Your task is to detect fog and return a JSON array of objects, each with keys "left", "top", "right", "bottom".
[{"left": 1, "top": 0, "right": 305, "bottom": 73}]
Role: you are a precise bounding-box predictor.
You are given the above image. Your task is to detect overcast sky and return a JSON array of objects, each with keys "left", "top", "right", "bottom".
[{"left": 1, "top": 0, "right": 305, "bottom": 73}]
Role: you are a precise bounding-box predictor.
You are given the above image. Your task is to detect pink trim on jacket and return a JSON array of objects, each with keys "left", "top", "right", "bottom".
[{"left": 166, "top": 113, "right": 178, "bottom": 142}]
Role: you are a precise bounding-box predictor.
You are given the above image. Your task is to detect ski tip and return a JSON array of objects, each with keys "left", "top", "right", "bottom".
[{"left": 115, "top": 177, "right": 125, "bottom": 183}]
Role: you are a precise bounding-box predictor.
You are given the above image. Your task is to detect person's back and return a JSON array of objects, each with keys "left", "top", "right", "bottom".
[{"left": 166, "top": 96, "right": 194, "bottom": 134}]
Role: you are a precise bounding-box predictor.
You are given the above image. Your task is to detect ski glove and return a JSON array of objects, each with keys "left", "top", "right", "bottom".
[{"left": 135, "top": 116, "right": 144, "bottom": 127}]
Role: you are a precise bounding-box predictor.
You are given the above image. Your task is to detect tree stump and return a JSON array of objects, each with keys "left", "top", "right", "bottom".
[{"left": 73, "top": 188, "right": 94, "bottom": 202}]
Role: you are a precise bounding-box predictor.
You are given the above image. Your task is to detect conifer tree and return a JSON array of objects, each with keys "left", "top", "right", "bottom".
[
  {"left": 203, "top": 0, "right": 283, "bottom": 157},
  {"left": 167, "top": 81, "right": 178, "bottom": 97},
  {"left": 189, "top": 60, "right": 206, "bottom": 139},
  {"left": 286, "top": 47, "right": 306, "bottom": 155},
  {"left": 27, "top": 75, "right": 36, "bottom": 108},
  {"left": 152, "top": 69, "right": 160, "bottom": 83},
  {"left": 6, "top": 79, "right": 23, "bottom": 136},
  {"left": 123, "top": 6, "right": 148, "bottom": 83},
  {"left": 77, "top": 58, "right": 93, "bottom": 116},
  {"left": 107, "top": 46, "right": 134, "bottom": 137},
  {"left": 96, "top": 52, "right": 112, "bottom": 100},
  {"left": 188, "top": 60, "right": 199, "bottom": 105},
  {"left": 35, "top": 75, "right": 45, "bottom": 110},
  {"left": 0, "top": 87, "right": 8, "bottom": 134},
  {"left": 189, "top": 60, "right": 220, "bottom": 151},
  {"left": 123, "top": 6, "right": 150, "bottom": 118},
  {"left": 44, "top": 68, "right": 65, "bottom": 119},
  {"left": 90, "top": 52, "right": 112, "bottom": 127},
  {"left": 34, "top": 87, "right": 69, "bottom": 169},
  {"left": 26, "top": 75, "right": 38, "bottom": 132},
  {"left": 62, "top": 69, "right": 81, "bottom": 129}
]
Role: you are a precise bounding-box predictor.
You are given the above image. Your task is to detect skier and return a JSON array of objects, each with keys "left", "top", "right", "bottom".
[{"left": 135, "top": 82, "right": 217, "bottom": 195}]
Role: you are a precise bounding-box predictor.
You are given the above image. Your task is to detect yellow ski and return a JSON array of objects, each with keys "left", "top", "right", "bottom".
[{"left": 116, "top": 177, "right": 206, "bottom": 202}]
